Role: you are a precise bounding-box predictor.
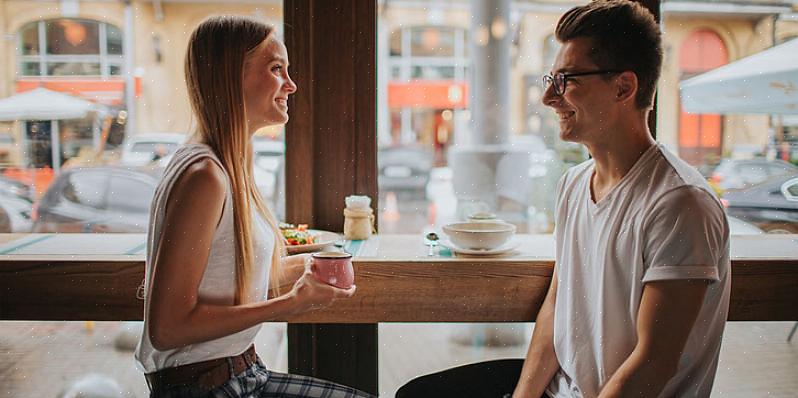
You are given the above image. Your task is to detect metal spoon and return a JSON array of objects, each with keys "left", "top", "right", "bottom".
[{"left": 424, "top": 232, "right": 439, "bottom": 256}]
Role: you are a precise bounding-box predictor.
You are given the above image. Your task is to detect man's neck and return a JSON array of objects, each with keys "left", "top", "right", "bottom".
[{"left": 586, "top": 120, "right": 656, "bottom": 202}]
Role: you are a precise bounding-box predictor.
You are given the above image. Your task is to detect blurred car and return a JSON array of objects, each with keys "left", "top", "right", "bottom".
[
  {"left": 727, "top": 215, "right": 764, "bottom": 235},
  {"left": 710, "top": 158, "right": 797, "bottom": 191},
  {"left": 378, "top": 145, "right": 433, "bottom": 198},
  {"left": 154, "top": 138, "right": 286, "bottom": 219},
  {"left": 32, "top": 166, "right": 162, "bottom": 233},
  {"left": 252, "top": 138, "right": 285, "bottom": 220},
  {"left": 120, "top": 132, "right": 187, "bottom": 167},
  {"left": 0, "top": 175, "right": 34, "bottom": 201},
  {"left": 722, "top": 175, "right": 798, "bottom": 233},
  {"left": 0, "top": 191, "right": 33, "bottom": 232}
]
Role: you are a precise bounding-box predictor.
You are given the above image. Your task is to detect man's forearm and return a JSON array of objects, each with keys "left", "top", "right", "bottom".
[
  {"left": 513, "top": 317, "right": 560, "bottom": 398},
  {"left": 598, "top": 348, "right": 676, "bottom": 398},
  {"left": 513, "top": 274, "right": 560, "bottom": 398}
]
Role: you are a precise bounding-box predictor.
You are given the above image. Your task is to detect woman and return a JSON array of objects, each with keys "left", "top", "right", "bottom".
[{"left": 135, "top": 16, "right": 373, "bottom": 398}]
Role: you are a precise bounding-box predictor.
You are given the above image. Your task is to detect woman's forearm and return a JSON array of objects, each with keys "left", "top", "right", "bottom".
[{"left": 149, "top": 292, "right": 297, "bottom": 351}]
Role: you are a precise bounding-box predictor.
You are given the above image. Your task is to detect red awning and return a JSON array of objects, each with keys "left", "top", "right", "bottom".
[
  {"left": 388, "top": 80, "right": 468, "bottom": 109},
  {"left": 15, "top": 77, "right": 141, "bottom": 106}
]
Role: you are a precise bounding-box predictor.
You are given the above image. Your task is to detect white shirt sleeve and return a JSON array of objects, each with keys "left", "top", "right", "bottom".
[{"left": 641, "top": 185, "right": 728, "bottom": 284}]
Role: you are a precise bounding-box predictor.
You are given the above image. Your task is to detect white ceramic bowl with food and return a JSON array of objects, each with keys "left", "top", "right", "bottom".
[{"left": 442, "top": 222, "right": 516, "bottom": 250}]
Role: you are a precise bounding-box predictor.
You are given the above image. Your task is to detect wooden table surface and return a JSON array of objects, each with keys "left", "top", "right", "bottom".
[{"left": 0, "top": 233, "right": 796, "bottom": 322}]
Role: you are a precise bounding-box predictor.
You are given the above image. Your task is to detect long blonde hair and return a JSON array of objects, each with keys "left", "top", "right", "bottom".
[{"left": 184, "top": 15, "right": 286, "bottom": 303}]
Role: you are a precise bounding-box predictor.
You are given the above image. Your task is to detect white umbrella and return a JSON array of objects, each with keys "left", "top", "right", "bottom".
[
  {"left": 0, "top": 87, "right": 105, "bottom": 121},
  {"left": 680, "top": 38, "right": 798, "bottom": 115}
]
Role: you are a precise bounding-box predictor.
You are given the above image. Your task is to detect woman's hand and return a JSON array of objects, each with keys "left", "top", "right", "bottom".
[{"left": 287, "top": 268, "right": 356, "bottom": 315}]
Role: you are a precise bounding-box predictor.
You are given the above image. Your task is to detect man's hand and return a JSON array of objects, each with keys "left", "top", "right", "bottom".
[{"left": 598, "top": 279, "right": 709, "bottom": 398}]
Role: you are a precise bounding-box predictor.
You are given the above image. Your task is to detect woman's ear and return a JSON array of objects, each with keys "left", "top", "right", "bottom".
[{"left": 615, "top": 71, "right": 638, "bottom": 104}]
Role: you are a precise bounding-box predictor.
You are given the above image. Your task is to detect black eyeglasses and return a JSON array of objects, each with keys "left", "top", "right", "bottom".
[{"left": 542, "top": 70, "right": 623, "bottom": 96}]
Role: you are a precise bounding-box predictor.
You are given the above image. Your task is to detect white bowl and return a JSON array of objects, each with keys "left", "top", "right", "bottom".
[{"left": 442, "top": 222, "right": 516, "bottom": 250}]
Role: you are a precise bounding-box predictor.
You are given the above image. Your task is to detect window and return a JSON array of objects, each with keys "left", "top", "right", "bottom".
[
  {"left": 377, "top": 2, "right": 583, "bottom": 395},
  {"left": 17, "top": 19, "right": 124, "bottom": 77}
]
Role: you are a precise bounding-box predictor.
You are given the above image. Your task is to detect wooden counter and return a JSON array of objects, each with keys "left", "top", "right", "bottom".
[{"left": 0, "top": 233, "right": 796, "bottom": 322}]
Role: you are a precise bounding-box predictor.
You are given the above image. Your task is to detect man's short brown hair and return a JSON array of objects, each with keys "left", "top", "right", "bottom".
[{"left": 555, "top": 0, "right": 662, "bottom": 109}]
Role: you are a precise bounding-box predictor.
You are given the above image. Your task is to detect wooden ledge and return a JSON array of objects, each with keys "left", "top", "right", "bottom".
[{"left": 0, "top": 234, "right": 796, "bottom": 322}]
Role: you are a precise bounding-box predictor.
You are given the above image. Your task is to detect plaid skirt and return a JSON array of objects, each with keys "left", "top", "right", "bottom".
[{"left": 150, "top": 358, "right": 375, "bottom": 398}]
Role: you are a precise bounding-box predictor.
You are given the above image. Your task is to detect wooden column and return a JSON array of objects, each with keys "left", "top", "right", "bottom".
[
  {"left": 284, "top": 0, "right": 378, "bottom": 394},
  {"left": 635, "top": 0, "right": 661, "bottom": 138}
]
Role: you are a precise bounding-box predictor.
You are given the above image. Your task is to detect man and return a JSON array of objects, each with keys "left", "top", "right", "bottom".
[{"left": 396, "top": 1, "right": 730, "bottom": 397}]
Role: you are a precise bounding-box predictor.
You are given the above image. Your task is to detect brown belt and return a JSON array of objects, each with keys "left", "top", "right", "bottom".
[{"left": 145, "top": 345, "right": 258, "bottom": 393}]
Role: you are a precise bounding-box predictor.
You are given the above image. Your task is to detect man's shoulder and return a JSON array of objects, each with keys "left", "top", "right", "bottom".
[{"left": 645, "top": 145, "right": 719, "bottom": 201}]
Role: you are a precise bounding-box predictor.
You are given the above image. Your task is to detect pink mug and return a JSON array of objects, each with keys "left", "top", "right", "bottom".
[{"left": 311, "top": 251, "right": 355, "bottom": 289}]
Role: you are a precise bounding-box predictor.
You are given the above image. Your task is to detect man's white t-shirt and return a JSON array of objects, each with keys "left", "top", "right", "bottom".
[{"left": 546, "top": 144, "right": 731, "bottom": 398}]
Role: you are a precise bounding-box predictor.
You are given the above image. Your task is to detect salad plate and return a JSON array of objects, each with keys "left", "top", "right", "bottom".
[{"left": 281, "top": 224, "right": 341, "bottom": 254}]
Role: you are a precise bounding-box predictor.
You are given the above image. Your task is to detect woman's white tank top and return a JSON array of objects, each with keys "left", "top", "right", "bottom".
[{"left": 135, "top": 143, "right": 274, "bottom": 373}]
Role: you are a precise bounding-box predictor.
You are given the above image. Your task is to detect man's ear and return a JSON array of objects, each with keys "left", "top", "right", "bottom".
[{"left": 615, "top": 71, "right": 638, "bottom": 104}]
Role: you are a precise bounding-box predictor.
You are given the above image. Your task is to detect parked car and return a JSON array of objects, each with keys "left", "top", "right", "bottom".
[
  {"left": 0, "top": 191, "right": 33, "bottom": 232},
  {"left": 378, "top": 145, "right": 433, "bottom": 198},
  {"left": 32, "top": 166, "right": 162, "bottom": 233},
  {"left": 710, "top": 158, "right": 798, "bottom": 191},
  {"left": 722, "top": 174, "right": 798, "bottom": 233},
  {"left": 0, "top": 175, "right": 34, "bottom": 201},
  {"left": 120, "top": 132, "right": 187, "bottom": 167}
]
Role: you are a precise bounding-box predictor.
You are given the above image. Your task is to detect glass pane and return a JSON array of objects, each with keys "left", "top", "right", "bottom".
[
  {"left": 410, "top": 26, "right": 456, "bottom": 57},
  {"left": 378, "top": 2, "right": 584, "bottom": 395},
  {"left": 46, "top": 19, "right": 100, "bottom": 55},
  {"left": 377, "top": 321, "right": 798, "bottom": 396},
  {"left": 20, "top": 62, "right": 41, "bottom": 76},
  {"left": 662, "top": 9, "right": 798, "bottom": 234},
  {"left": 106, "top": 24, "right": 123, "bottom": 55},
  {"left": 47, "top": 62, "right": 101, "bottom": 76},
  {"left": 0, "top": 321, "right": 288, "bottom": 396},
  {"left": 20, "top": 23, "right": 39, "bottom": 55},
  {"left": 1, "top": 6, "right": 288, "bottom": 396}
]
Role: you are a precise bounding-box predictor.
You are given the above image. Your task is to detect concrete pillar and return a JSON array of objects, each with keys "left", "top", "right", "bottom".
[
  {"left": 469, "top": 0, "right": 511, "bottom": 146},
  {"left": 123, "top": 0, "right": 136, "bottom": 139},
  {"left": 450, "top": 0, "right": 522, "bottom": 219}
]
